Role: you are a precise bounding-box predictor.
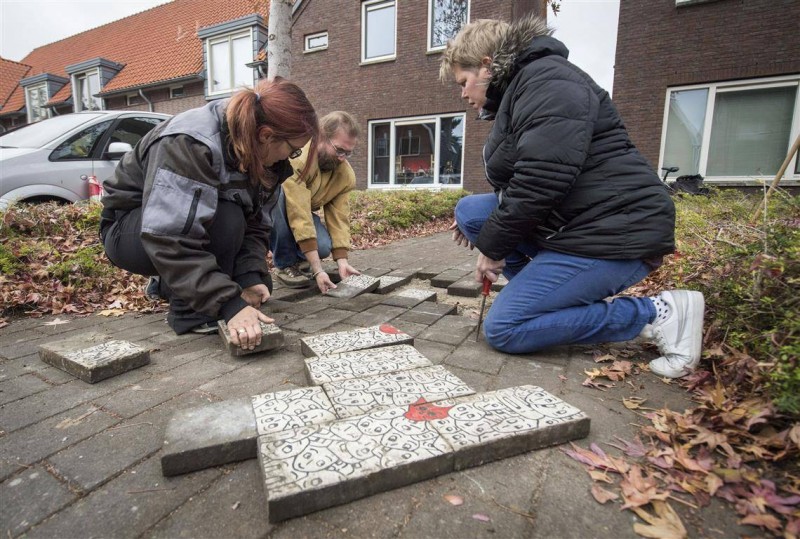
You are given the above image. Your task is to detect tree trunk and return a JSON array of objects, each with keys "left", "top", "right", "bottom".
[{"left": 267, "top": 0, "right": 293, "bottom": 80}]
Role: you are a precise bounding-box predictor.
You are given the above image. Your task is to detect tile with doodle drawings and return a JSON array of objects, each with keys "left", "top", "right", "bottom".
[
  {"left": 257, "top": 403, "right": 454, "bottom": 522},
  {"left": 322, "top": 364, "right": 474, "bottom": 419},
  {"left": 251, "top": 386, "right": 338, "bottom": 437},
  {"left": 325, "top": 274, "right": 379, "bottom": 298},
  {"left": 300, "top": 323, "right": 413, "bottom": 357},
  {"left": 304, "top": 344, "right": 432, "bottom": 385}
]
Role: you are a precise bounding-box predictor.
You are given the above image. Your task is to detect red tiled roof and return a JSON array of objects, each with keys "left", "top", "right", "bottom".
[
  {"left": 1, "top": 0, "right": 268, "bottom": 116},
  {"left": 0, "top": 58, "right": 31, "bottom": 112}
]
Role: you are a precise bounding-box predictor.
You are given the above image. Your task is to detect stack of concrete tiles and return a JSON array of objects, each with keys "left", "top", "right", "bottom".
[{"left": 161, "top": 323, "right": 590, "bottom": 523}]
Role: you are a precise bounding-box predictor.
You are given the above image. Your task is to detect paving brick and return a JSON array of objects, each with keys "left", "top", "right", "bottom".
[
  {"left": 412, "top": 301, "right": 458, "bottom": 316},
  {"left": 447, "top": 277, "right": 483, "bottom": 298},
  {"left": 380, "top": 287, "right": 437, "bottom": 309},
  {"left": 147, "top": 460, "right": 271, "bottom": 538},
  {"left": 305, "top": 344, "right": 432, "bottom": 385},
  {"left": 325, "top": 274, "right": 379, "bottom": 298},
  {"left": 388, "top": 319, "right": 429, "bottom": 338},
  {"left": 443, "top": 343, "right": 508, "bottom": 375},
  {"left": 358, "top": 267, "right": 391, "bottom": 277},
  {"left": 218, "top": 320, "right": 284, "bottom": 357},
  {"left": 374, "top": 274, "right": 412, "bottom": 294},
  {"left": 0, "top": 404, "right": 119, "bottom": 472},
  {"left": 427, "top": 385, "right": 590, "bottom": 470},
  {"left": 257, "top": 405, "right": 454, "bottom": 522},
  {"left": 0, "top": 457, "right": 23, "bottom": 483},
  {"left": 412, "top": 339, "right": 456, "bottom": 364},
  {"left": 161, "top": 398, "right": 255, "bottom": 476},
  {"left": 0, "top": 373, "right": 51, "bottom": 405},
  {"left": 342, "top": 304, "right": 406, "bottom": 327},
  {"left": 417, "top": 262, "right": 454, "bottom": 280},
  {"left": 195, "top": 349, "right": 303, "bottom": 399},
  {"left": 395, "top": 310, "right": 442, "bottom": 326},
  {"left": 25, "top": 455, "right": 220, "bottom": 539},
  {"left": 270, "top": 285, "right": 319, "bottom": 303},
  {"left": 0, "top": 465, "right": 76, "bottom": 536},
  {"left": 492, "top": 274, "right": 509, "bottom": 292},
  {"left": 300, "top": 324, "right": 413, "bottom": 357},
  {"left": 331, "top": 292, "right": 386, "bottom": 312},
  {"left": 418, "top": 315, "right": 477, "bottom": 346},
  {"left": 48, "top": 391, "right": 217, "bottom": 492},
  {"left": 430, "top": 269, "right": 470, "bottom": 288},
  {"left": 38, "top": 339, "right": 150, "bottom": 383},
  {"left": 261, "top": 298, "right": 294, "bottom": 313},
  {"left": 282, "top": 308, "right": 355, "bottom": 334},
  {"left": 280, "top": 296, "right": 338, "bottom": 316},
  {"left": 322, "top": 364, "right": 474, "bottom": 419}
]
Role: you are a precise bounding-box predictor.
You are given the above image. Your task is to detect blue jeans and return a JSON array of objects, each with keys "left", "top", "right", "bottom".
[
  {"left": 270, "top": 188, "right": 333, "bottom": 269},
  {"left": 455, "top": 193, "right": 657, "bottom": 354}
]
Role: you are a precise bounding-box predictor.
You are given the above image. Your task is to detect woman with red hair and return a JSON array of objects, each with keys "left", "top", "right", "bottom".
[{"left": 101, "top": 78, "right": 319, "bottom": 350}]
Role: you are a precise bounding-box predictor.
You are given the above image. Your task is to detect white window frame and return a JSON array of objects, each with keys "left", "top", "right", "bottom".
[
  {"left": 126, "top": 93, "right": 143, "bottom": 106},
  {"left": 73, "top": 69, "right": 103, "bottom": 112},
  {"left": 367, "top": 113, "right": 466, "bottom": 189},
  {"left": 361, "top": 0, "right": 397, "bottom": 64},
  {"left": 170, "top": 86, "right": 185, "bottom": 99},
  {"left": 25, "top": 82, "right": 49, "bottom": 123},
  {"left": 304, "top": 31, "right": 329, "bottom": 53},
  {"left": 659, "top": 74, "right": 800, "bottom": 186},
  {"left": 206, "top": 29, "right": 254, "bottom": 96},
  {"left": 427, "top": 0, "right": 470, "bottom": 53}
]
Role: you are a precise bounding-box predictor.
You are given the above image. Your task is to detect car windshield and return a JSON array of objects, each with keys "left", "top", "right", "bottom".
[{"left": 0, "top": 113, "right": 105, "bottom": 149}]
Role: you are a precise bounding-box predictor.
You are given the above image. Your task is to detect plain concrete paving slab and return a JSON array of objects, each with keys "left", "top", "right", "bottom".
[
  {"left": 218, "top": 320, "right": 284, "bottom": 356},
  {"left": 430, "top": 269, "right": 471, "bottom": 288},
  {"left": 38, "top": 339, "right": 150, "bottom": 383},
  {"left": 380, "top": 287, "right": 437, "bottom": 308},
  {"left": 300, "top": 324, "right": 414, "bottom": 357},
  {"left": 374, "top": 273, "right": 412, "bottom": 294},
  {"left": 447, "top": 276, "right": 483, "bottom": 297}
]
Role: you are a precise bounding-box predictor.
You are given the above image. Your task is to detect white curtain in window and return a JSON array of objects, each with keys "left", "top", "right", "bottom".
[
  {"left": 663, "top": 88, "right": 707, "bottom": 175},
  {"left": 232, "top": 35, "right": 251, "bottom": 88},
  {"left": 365, "top": 2, "right": 395, "bottom": 59},
  {"left": 707, "top": 86, "right": 796, "bottom": 177},
  {"left": 211, "top": 40, "right": 231, "bottom": 92}
]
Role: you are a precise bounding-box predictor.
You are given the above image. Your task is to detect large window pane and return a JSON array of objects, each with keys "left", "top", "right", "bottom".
[
  {"left": 707, "top": 86, "right": 797, "bottom": 177},
  {"left": 663, "top": 88, "right": 707, "bottom": 175},
  {"left": 439, "top": 116, "right": 463, "bottom": 185},
  {"left": 396, "top": 122, "right": 435, "bottom": 185},
  {"left": 371, "top": 123, "right": 390, "bottom": 184},
  {"left": 232, "top": 35, "right": 252, "bottom": 88},
  {"left": 210, "top": 40, "right": 230, "bottom": 92},
  {"left": 430, "top": 0, "right": 468, "bottom": 49},
  {"left": 365, "top": 1, "right": 395, "bottom": 60}
]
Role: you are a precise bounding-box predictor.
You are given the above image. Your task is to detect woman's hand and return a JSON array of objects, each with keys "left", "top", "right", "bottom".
[
  {"left": 337, "top": 259, "right": 361, "bottom": 280},
  {"left": 314, "top": 271, "right": 338, "bottom": 294},
  {"left": 241, "top": 283, "right": 270, "bottom": 308},
  {"left": 476, "top": 253, "right": 505, "bottom": 283},
  {"left": 450, "top": 220, "right": 474, "bottom": 250},
  {"left": 227, "top": 306, "right": 274, "bottom": 350}
]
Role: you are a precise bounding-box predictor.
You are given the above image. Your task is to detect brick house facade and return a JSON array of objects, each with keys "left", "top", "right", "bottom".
[
  {"left": 613, "top": 0, "right": 800, "bottom": 186},
  {"left": 290, "top": 0, "right": 544, "bottom": 193}
]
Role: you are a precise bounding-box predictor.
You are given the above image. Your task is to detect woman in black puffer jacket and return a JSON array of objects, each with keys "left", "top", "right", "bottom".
[{"left": 440, "top": 15, "right": 705, "bottom": 378}]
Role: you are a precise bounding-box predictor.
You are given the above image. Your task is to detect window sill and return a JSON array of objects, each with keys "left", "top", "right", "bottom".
[
  {"left": 426, "top": 48, "right": 444, "bottom": 56},
  {"left": 360, "top": 56, "right": 396, "bottom": 66},
  {"left": 304, "top": 47, "right": 328, "bottom": 54}
]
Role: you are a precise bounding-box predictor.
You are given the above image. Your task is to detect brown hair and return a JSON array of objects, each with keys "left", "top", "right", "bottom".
[
  {"left": 226, "top": 78, "right": 319, "bottom": 186},
  {"left": 320, "top": 110, "right": 360, "bottom": 139}
]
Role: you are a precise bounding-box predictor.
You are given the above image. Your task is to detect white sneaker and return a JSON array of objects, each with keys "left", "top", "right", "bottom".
[{"left": 640, "top": 290, "right": 705, "bottom": 378}]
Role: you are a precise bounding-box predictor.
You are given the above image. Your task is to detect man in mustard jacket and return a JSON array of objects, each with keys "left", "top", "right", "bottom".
[{"left": 270, "top": 111, "right": 361, "bottom": 293}]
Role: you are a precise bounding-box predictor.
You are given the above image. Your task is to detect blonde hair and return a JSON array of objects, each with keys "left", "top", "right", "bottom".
[
  {"left": 320, "top": 110, "right": 360, "bottom": 139},
  {"left": 439, "top": 19, "right": 510, "bottom": 82}
]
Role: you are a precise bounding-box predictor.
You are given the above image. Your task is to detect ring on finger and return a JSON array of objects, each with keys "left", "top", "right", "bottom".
[{"left": 237, "top": 328, "right": 246, "bottom": 334}]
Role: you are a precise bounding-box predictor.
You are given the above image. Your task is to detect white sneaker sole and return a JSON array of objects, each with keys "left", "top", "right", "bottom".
[{"left": 649, "top": 290, "right": 705, "bottom": 378}]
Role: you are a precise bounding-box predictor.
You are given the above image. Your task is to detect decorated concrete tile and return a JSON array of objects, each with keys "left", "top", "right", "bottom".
[
  {"left": 322, "top": 365, "right": 474, "bottom": 419},
  {"left": 381, "top": 288, "right": 438, "bottom": 309},
  {"left": 251, "top": 386, "right": 338, "bottom": 437},
  {"left": 304, "top": 344, "right": 432, "bottom": 385},
  {"left": 375, "top": 274, "right": 411, "bottom": 294},
  {"left": 426, "top": 385, "right": 590, "bottom": 469},
  {"left": 39, "top": 339, "right": 149, "bottom": 383},
  {"left": 219, "top": 320, "right": 284, "bottom": 356},
  {"left": 325, "top": 274, "right": 379, "bottom": 299},
  {"left": 258, "top": 404, "right": 453, "bottom": 522},
  {"left": 300, "top": 323, "right": 413, "bottom": 357}
]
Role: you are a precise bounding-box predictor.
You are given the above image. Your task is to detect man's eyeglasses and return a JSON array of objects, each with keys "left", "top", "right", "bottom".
[
  {"left": 329, "top": 138, "right": 353, "bottom": 158},
  {"left": 286, "top": 141, "right": 303, "bottom": 159}
]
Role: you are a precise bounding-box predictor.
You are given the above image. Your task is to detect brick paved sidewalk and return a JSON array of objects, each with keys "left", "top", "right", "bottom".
[{"left": 0, "top": 232, "right": 745, "bottom": 538}]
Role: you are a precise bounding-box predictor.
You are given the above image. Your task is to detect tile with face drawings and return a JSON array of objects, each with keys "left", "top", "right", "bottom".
[
  {"left": 219, "top": 320, "right": 284, "bottom": 356},
  {"left": 251, "top": 386, "right": 338, "bottom": 437},
  {"left": 300, "top": 323, "right": 413, "bottom": 357},
  {"left": 305, "top": 344, "right": 432, "bottom": 385},
  {"left": 325, "top": 274, "right": 379, "bottom": 298},
  {"left": 322, "top": 365, "right": 474, "bottom": 419},
  {"left": 38, "top": 339, "right": 150, "bottom": 383},
  {"left": 258, "top": 404, "right": 454, "bottom": 522},
  {"left": 62, "top": 340, "right": 145, "bottom": 367},
  {"left": 425, "top": 385, "right": 590, "bottom": 469}
]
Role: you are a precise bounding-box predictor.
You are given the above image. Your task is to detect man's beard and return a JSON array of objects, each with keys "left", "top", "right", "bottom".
[{"left": 318, "top": 150, "right": 339, "bottom": 172}]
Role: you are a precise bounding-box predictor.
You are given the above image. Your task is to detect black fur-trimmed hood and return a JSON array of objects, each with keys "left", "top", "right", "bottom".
[{"left": 481, "top": 16, "right": 567, "bottom": 117}]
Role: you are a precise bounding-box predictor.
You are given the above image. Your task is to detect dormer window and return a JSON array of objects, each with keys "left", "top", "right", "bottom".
[
  {"left": 75, "top": 71, "right": 102, "bottom": 111},
  {"left": 25, "top": 83, "right": 49, "bottom": 123},
  {"left": 207, "top": 30, "right": 254, "bottom": 94}
]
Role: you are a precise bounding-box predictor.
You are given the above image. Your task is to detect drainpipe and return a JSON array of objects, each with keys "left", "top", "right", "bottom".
[{"left": 138, "top": 89, "right": 153, "bottom": 112}]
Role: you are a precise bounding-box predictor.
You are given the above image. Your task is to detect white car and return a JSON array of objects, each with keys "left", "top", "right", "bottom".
[{"left": 0, "top": 110, "right": 170, "bottom": 209}]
